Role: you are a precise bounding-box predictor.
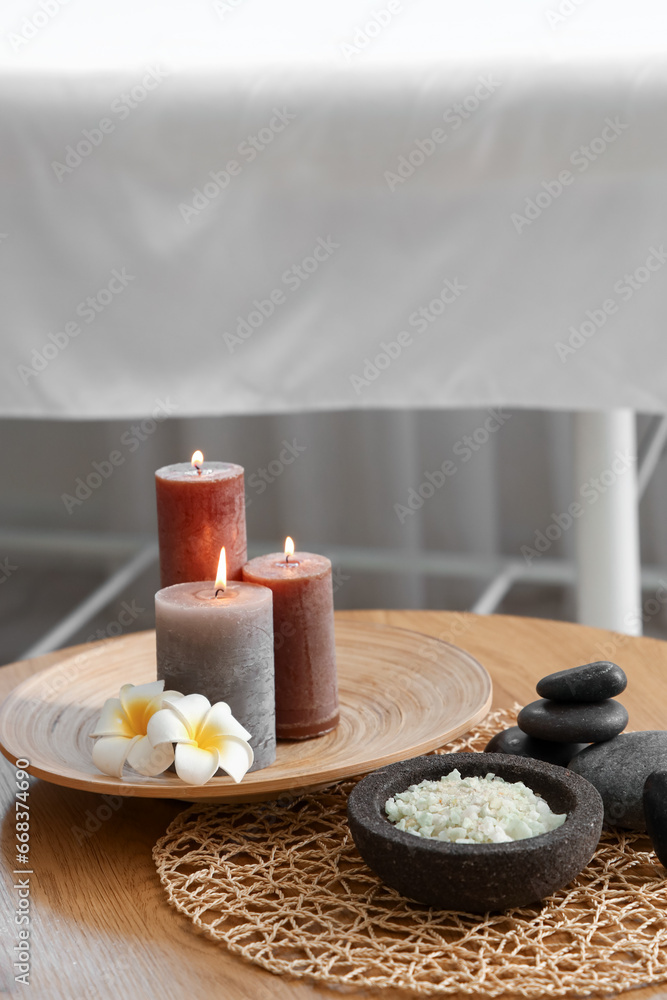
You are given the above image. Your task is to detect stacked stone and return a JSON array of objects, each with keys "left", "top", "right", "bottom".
[
  {"left": 485, "top": 660, "right": 628, "bottom": 767},
  {"left": 644, "top": 772, "right": 667, "bottom": 864},
  {"left": 570, "top": 731, "right": 667, "bottom": 840},
  {"left": 485, "top": 661, "right": 667, "bottom": 856}
]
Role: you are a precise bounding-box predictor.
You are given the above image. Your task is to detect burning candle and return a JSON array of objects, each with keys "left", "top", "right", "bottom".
[
  {"left": 155, "top": 452, "right": 247, "bottom": 588},
  {"left": 242, "top": 538, "right": 338, "bottom": 740},
  {"left": 156, "top": 547, "right": 276, "bottom": 772}
]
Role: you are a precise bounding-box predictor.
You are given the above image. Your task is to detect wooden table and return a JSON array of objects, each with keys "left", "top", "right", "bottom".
[{"left": 2, "top": 610, "right": 667, "bottom": 1000}]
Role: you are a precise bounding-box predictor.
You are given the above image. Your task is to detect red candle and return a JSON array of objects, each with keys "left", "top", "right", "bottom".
[
  {"left": 242, "top": 538, "right": 339, "bottom": 740},
  {"left": 155, "top": 452, "right": 247, "bottom": 588}
]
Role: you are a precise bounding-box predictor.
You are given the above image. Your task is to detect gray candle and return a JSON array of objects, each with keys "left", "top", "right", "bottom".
[{"left": 155, "top": 580, "right": 276, "bottom": 772}]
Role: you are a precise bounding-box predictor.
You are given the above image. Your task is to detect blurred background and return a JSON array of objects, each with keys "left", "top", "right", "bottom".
[{"left": 3, "top": 410, "right": 667, "bottom": 664}]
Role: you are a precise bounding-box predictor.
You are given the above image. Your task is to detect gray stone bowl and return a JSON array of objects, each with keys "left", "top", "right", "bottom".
[{"left": 347, "top": 752, "right": 603, "bottom": 913}]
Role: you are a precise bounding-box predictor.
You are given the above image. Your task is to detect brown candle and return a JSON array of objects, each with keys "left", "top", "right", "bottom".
[
  {"left": 155, "top": 454, "right": 247, "bottom": 588},
  {"left": 242, "top": 542, "right": 338, "bottom": 740}
]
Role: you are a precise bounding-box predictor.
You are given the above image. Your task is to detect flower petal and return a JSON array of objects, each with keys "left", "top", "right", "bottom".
[
  {"left": 91, "top": 735, "right": 139, "bottom": 778},
  {"left": 160, "top": 693, "right": 211, "bottom": 735},
  {"left": 199, "top": 702, "right": 251, "bottom": 744},
  {"left": 120, "top": 680, "right": 166, "bottom": 734},
  {"left": 207, "top": 735, "right": 254, "bottom": 783},
  {"left": 147, "top": 707, "right": 193, "bottom": 747},
  {"left": 161, "top": 692, "right": 184, "bottom": 707},
  {"left": 144, "top": 691, "right": 178, "bottom": 719},
  {"left": 126, "top": 735, "right": 174, "bottom": 776},
  {"left": 160, "top": 690, "right": 184, "bottom": 704},
  {"left": 174, "top": 743, "right": 220, "bottom": 786},
  {"left": 90, "top": 698, "right": 134, "bottom": 738}
]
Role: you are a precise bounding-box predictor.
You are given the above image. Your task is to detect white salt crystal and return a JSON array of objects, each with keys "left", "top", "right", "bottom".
[{"left": 385, "top": 768, "right": 566, "bottom": 843}]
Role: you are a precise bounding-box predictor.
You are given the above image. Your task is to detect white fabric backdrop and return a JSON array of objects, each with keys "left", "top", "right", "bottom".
[{"left": 2, "top": 1, "right": 667, "bottom": 417}]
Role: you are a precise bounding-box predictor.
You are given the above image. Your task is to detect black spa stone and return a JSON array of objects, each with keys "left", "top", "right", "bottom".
[
  {"left": 347, "top": 752, "right": 603, "bottom": 913},
  {"left": 536, "top": 661, "right": 627, "bottom": 703},
  {"left": 517, "top": 698, "right": 628, "bottom": 744},
  {"left": 644, "top": 770, "right": 667, "bottom": 867},
  {"left": 484, "top": 726, "right": 588, "bottom": 767},
  {"left": 569, "top": 732, "right": 667, "bottom": 830}
]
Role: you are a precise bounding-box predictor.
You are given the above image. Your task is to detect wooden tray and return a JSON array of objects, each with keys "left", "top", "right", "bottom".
[{"left": 0, "top": 621, "right": 492, "bottom": 802}]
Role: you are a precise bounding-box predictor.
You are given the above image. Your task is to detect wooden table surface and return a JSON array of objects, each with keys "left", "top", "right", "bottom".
[{"left": 2, "top": 609, "right": 667, "bottom": 1000}]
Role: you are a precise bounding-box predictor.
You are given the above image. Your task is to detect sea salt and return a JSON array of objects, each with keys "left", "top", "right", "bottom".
[{"left": 385, "top": 769, "right": 567, "bottom": 844}]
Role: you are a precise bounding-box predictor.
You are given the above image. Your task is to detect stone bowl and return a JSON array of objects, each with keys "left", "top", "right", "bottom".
[{"left": 347, "top": 752, "right": 603, "bottom": 912}]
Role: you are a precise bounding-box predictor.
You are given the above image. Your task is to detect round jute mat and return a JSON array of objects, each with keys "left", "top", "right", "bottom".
[{"left": 153, "top": 708, "right": 667, "bottom": 997}]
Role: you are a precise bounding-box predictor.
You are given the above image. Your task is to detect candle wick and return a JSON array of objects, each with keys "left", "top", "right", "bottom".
[
  {"left": 215, "top": 587, "right": 225, "bottom": 597},
  {"left": 196, "top": 465, "right": 202, "bottom": 476},
  {"left": 285, "top": 554, "right": 290, "bottom": 564}
]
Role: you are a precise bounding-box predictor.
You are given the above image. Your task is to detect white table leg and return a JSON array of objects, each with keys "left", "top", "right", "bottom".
[{"left": 573, "top": 410, "right": 641, "bottom": 635}]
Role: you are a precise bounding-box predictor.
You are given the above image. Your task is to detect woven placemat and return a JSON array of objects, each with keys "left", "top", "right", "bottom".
[{"left": 153, "top": 708, "right": 667, "bottom": 997}]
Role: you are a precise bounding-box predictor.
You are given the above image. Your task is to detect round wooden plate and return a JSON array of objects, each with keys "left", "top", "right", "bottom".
[{"left": 0, "top": 621, "right": 492, "bottom": 803}]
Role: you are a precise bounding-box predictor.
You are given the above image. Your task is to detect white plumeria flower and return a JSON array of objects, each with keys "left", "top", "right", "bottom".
[
  {"left": 147, "top": 693, "right": 254, "bottom": 786},
  {"left": 90, "top": 680, "right": 181, "bottom": 778}
]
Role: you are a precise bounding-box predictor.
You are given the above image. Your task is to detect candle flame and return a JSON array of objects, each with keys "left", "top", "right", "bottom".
[
  {"left": 215, "top": 547, "right": 227, "bottom": 593},
  {"left": 191, "top": 450, "right": 204, "bottom": 471},
  {"left": 285, "top": 536, "right": 295, "bottom": 562}
]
